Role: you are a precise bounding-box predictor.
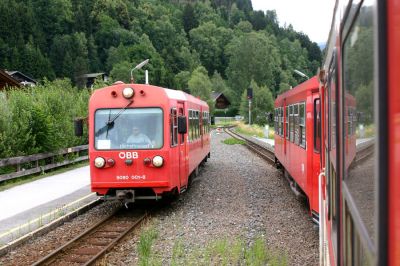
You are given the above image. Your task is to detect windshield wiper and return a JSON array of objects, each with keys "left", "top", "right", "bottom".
[
  {"left": 107, "top": 100, "right": 133, "bottom": 126},
  {"left": 95, "top": 100, "right": 133, "bottom": 138}
]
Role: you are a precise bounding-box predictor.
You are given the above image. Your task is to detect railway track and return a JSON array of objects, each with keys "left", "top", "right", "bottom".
[
  {"left": 32, "top": 207, "right": 146, "bottom": 266},
  {"left": 224, "top": 127, "right": 275, "bottom": 165}
]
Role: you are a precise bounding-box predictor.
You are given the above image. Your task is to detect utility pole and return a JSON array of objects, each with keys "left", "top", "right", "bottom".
[
  {"left": 248, "top": 99, "right": 252, "bottom": 125},
  {"left": 247, "top": 87, "right": 253, "bottom": 125}
]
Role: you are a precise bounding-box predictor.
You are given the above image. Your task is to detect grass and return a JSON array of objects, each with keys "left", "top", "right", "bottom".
[
  {"left": 222, "top": 138, "right": 246, "bottom": 145},
  {"left": 236, "top": 122, "right": 275, "bottom": 139},
  {"left": 356, "top": 123, "right": 375, "bottom": 138},
  {"left": 214, "top": 120, "right": 239, "bottom": 127},
  {"left": 141, "top": 231, "right": 287, "bottom": 266},
  {"left": 138, "top": 225, "right": 159, "bottom": 266},
  {"left": 0, "top": 160, "right": 89, "bottom": 192},
  {"left": 164, "top": 237, "right": 287, "bottom": 266}
]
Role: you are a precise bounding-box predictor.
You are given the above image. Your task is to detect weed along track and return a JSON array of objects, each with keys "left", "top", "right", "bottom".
[
  {"left": 224, "top": 127, "right": 275, "bottom": 164},
  {"left": 32, "top": 207, "right": 146, "bottom": 265}
]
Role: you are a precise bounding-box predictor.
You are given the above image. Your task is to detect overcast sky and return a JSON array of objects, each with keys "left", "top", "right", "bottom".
[{"left": 251, "top": 0, "right": 335, "bottom": 44}]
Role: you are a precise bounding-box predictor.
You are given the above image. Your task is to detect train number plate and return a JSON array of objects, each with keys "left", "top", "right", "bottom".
[{"left": 116, "top": 175, "right": 146, "bottom": 180}]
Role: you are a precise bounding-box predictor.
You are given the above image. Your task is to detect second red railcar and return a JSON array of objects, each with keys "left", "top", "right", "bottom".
[{"left": 274, "top": 76, "right": 321, "bottom": 220}]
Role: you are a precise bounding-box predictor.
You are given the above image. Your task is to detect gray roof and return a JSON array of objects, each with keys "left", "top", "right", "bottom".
[
  {"left": 80, "top": 73, "right": 105, "bottom": 78},
  {"left": 5, "top": 70, "right": 37, "bottom": 84}
]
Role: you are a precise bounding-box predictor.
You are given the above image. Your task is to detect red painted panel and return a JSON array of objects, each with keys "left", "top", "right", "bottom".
[{"left": 388, "top": 0, "right": 400, "bottom": 264}]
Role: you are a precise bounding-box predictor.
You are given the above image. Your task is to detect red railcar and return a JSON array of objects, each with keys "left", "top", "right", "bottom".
[
  {"left": 274, "top": 76, "right": 322, "bottom": 221},
  {"left": 319, "top": 0, "right": 400, "bottom": 265},
  {"left": 88, "top": 82, "right": 210, "bottom": 202}
]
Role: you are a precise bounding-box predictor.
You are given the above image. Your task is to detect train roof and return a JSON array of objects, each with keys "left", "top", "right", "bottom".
[
  {"left": 91, "top": 83, "right": 208, "bottom": 108},
  {"left": 275, "top": 76, "right": 319, "bottom": 103}
]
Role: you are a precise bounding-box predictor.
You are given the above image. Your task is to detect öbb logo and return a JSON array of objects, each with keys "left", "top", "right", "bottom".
[{"left": 119, "top": 152, "right": 139, "bottom": 159}]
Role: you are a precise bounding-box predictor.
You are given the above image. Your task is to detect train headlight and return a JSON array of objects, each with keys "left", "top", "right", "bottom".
[
  {"left": 152, "top": 156, "right": 164, "bottom": 168},
  {"left": 122, "top": 87, "right": 134, "bottom": 99},
  {"left": 94, "top": 157, "right": 106, "bottom": 168}
]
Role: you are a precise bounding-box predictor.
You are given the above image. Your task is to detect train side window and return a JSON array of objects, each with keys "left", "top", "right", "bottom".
[
  {"left": 299, "top": 102, "right": 306, "bottom": 148},
  {"left": 278, "top": 108, "right": 281, "bottom": 136},
  {"left": 314, "top": 99, "right": 321, "bottom": 153},
  {"left": 195, "top": 111, "right": 198, "bottom": 139},
  {"left": 170, "top": 108, "right": 178, "bottom": 147},
  {"left": 204, "top": 112, "right": 207, "bottom": 133},
  {"left": 196, "top": 110, "right": 199, "bottom": 139},
  {"left": 294, "top": 104, "right": 299, "bottom": 145},
  {"left": 207, "top": 112, "right": 210, "bottom": 133},
  {"left": 285, "top": 106, "right": 289, "bottom": 139},
  {"left": 205, "top": 111, "right": 207, "bottom": 135},
  {"left": 274, "top": 108, "right": 277, "bottom": 133},
  {"left": 189, "top": 110, "right": 193, "bottom": 142},
  {"left": 289, "top": 105, "right": 294, "bottom": 142},
  {"left": 280, "top": 107, "right": 284, "bottom": 136},
  {"left": 192, "top": 110, "right": 195, "bottom": 140},
  {"left": 202, "top": 112, "right": 205, "bottom": 135},
  {"left": 195, "top": 111, "right": 199, "bottom": 139}
]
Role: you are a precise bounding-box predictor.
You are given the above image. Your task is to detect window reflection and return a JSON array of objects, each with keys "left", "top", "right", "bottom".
[
  {"left": 94, "top": 108, "right": 163, "bottom": 150},
  {"left": 343, "top": 2, "right": 375, "bottom": 244}
]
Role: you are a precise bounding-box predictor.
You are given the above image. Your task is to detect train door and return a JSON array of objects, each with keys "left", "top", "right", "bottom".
[
  {"left": 178, "top": 102, "right": 187, "bottom": 188},
  {"left": 312, "top": 95, "right": 321, "bottom": 217}
]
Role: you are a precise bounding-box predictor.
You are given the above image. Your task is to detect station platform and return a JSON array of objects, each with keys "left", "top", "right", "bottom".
[{"left": 0, "top": 166, "right": 94, "bottom": 246}]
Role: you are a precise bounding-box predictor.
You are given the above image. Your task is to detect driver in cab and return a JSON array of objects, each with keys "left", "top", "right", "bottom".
[{"left": 127, "top": 126, "right": 152, "bottom": 148}]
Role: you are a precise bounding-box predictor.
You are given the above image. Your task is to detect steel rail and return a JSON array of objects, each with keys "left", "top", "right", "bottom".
[
  {"left": 32, "top": 207, "right": 146, "bottom": 266},
  {"left": 224, "top": 128, "right": 275, "bottom": 165}
]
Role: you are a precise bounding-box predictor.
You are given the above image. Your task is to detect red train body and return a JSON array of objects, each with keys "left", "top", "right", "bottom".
[
  {"left": 274, "top": 76, "right": 322, "bottom": 220},
  {"left": 88, "top": 82, "right": 210, "bottom": 202},
  {"left": 319, "top": 0, "right": 400, "bottom": 265}
]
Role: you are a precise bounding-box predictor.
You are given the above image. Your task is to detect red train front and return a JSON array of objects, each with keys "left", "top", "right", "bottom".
[{"left": 88, "top": 82, "right": 210, "bottom": 203}]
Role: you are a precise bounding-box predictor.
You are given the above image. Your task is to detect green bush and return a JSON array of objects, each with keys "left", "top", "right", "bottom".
[{"left": 0, "top": 79, "right": 89, "bottom": 159}]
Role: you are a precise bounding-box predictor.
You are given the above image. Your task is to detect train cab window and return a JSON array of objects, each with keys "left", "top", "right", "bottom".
[
  {"left": 170, "top": 108, "right": 178, "bottom": 147},
  {"left": 314, "top": 99, "right": 321, "bottom": 153},
  {"left": 285, "top": 106, "right": 289, "bottom": 139},
  {"left": 299, "top": 103, "right": 306, "bottom": 148},
  {"left": 342, "top": 0, "right": 376, "bottom": 262},
  {"left": 289, "top": 105, "right": 294, "bottom": 142},
  {"left": 274, "top": 108, "right": 278, "bottom": 134},
  {"left": 94, "top": 108, "right": 163, "bottom": 150}
]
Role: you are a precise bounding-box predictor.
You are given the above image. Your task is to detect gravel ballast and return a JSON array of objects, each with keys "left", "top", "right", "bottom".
[
  {"left": 0, "top": 131, "right": 318, "bottom": 265},
  {"left": 105, "top": 131, "right": 318, "bottom": 265}
]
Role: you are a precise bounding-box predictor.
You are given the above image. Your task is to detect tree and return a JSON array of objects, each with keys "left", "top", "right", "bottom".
[
  {"left": 188, "top": 66, "right": 213, "bottom": 112},
  {"left": 190, "top": 22, "right": 233, "bottom": 76},
  {"left": 110, "top": 60, "right": 131, "bottom": 83},
  {"left": 183, "top": 4, "right": 198, "bottom": 34},
  {"left": 239, "top": 80, "right": 273, "bottom": 125},
  {"left": 226, "top": 32, "right": 280, "bottom": 107},
  {"left": 250, "top": 10, "right": 267, "bottom": 31}
]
